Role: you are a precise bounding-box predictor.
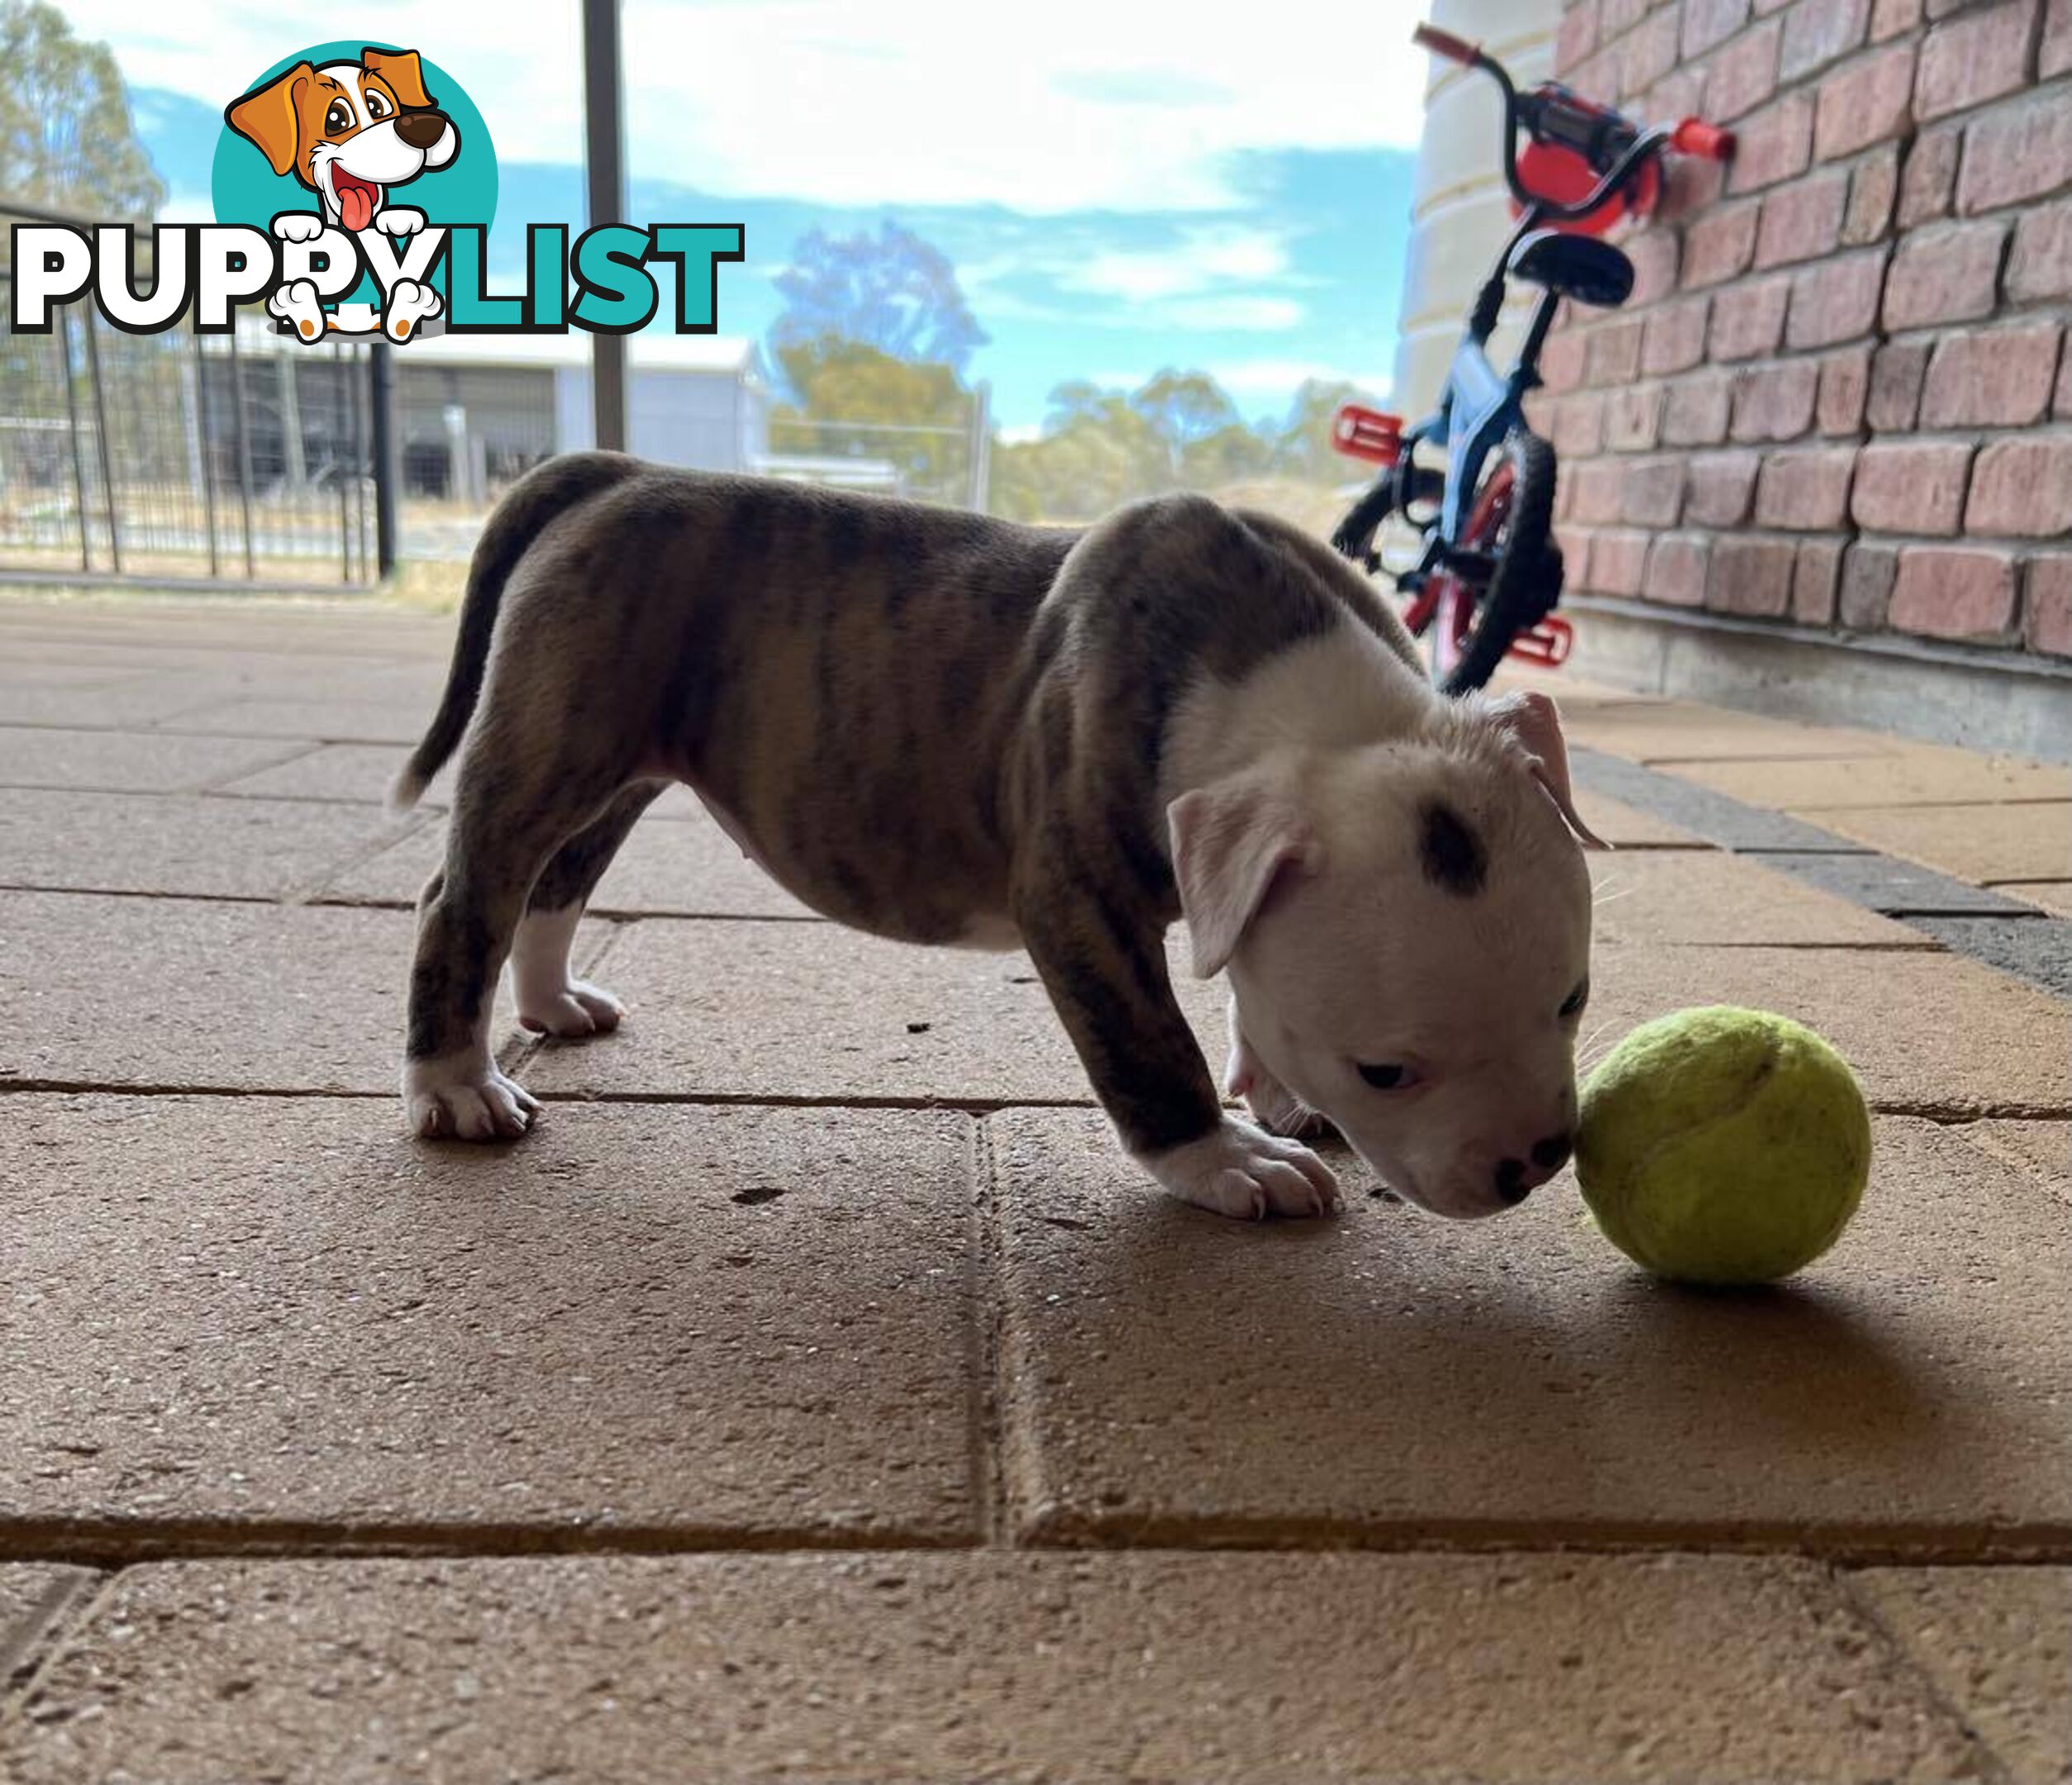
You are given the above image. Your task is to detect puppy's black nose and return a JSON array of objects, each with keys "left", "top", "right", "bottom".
[
  {"left": 1531, "top": 1131, "right": 1574, "bottom": 1173},
  {"left": 1494, "top": 1158, "right": 1531, "bottom": 1204},
  {"left": 395, "top": 110, "right": 448, "bottom": 150}
]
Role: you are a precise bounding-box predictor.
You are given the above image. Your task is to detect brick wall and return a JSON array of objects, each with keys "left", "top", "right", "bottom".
[{"left": 1532, "top": 0, "right": 2072, "bottom": 660}]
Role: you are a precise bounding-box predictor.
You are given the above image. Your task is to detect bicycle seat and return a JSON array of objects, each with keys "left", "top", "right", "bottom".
[{"left": 1507, "top": 229, "right": 1635, "bottom": 307}]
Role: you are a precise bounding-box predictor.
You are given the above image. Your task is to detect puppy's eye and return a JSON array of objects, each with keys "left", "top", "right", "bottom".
[
  {"left": 325, "top": 99, "right": 352, "bottom": 133},
  {"left": 1560, "top": 981, "right": 1589, "bottom": 1019},
  {"left": 1357, "top": 1062, "right": 1418, "bottom": 1092},
  {"left": 366, "top": 91, "right": 390, "bottom": 117}
]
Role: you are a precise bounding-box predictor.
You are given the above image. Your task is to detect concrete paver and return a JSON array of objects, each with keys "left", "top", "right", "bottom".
[
  {"left": 1955, "top": 1121, "right": 2071, "bottom": 1206},
  {"left": 0, "top": 674, "right": 257, "bottom": 730},
  {"left": 155, "top": 698, "right": 441, "bottom": 745},
  {"left": 1588, "top": 849, "right": 1925, "bottom": 946},
  {"left": 517, "top": 920, "right": 1227, "bottom": 1106},
  {"left": 1807, "top": 802, "right": 2072, "bottom": 885},
  {"left": 212, "top": 740, "right": 433, "bottom": 805},
  {"left": 993, "top": 1111, "right": 2072, "bottom": 1548},
  {"left": 0, "top": 1566, "right": 97, "bottom": 1697},
  {"left": 0, "top": 788, "right": 417, "bottom": 901},
  {"left": 2002, "top": 882, "right": 2072, "bottom": 916},
  {"left": 0, "top": 1097, "right": 977, "bottom": 1545},
  {"left": 0, "top": 1552, "right": 1989, "bottom": 1784},
  {"left": 0, "top": 726, "right": 303, "bottom": 794},
  {"left": 1907, "top": 916, "right": 2072, "bottom": 1001},
  {"left": 1573, "top": 788, "right": 1708, "bottom": 846},
  {"left": 328, "top": 811, "right": 816, "bottom": 919},
  {"left": 1562, "top": 702, "right": 1905, "bottom": 763},
  {"left": 1847, "top": 1567, "right": 2072, "bottom": 1785},
  {"left": 211, "top": 748, "right": 706, "bottom": 824},
  {"left": 0, "top": 659, "right": 150, "bottom": 688},
  {"left": 1672, "top": 749, "right": 2072, "bottom": 809},
  {"left": 0, "top": 892, "right": 541, "bottom": 1092},
  {"left": 1751, "top": 849, "right": 2043, "bottom": 917}
]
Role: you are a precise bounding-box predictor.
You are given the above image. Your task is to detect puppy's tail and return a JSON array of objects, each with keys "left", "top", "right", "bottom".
[{"left": 389, "top": 451, "right": 641, "bottom": 812}]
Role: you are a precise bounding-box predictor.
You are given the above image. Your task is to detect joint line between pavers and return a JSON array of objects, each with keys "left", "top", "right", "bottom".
[
  {"left": 1569, "top": 750, "right": 2072, "bottom": 999},
  {"left": 0, "top": 1521, "right": 980, "bottom": 1570},
  {"left": 288, "top": 808, "right": 441, "bottom": 909},
  {"left": 1827, "top": 1568, "right": 2021, "bottom": 1785},
  {"left": 0, "top": 1568, "right": 117, "bottom": 1743},
  {"left": 0, "top": 882, "right": 288, "bottom": 910},
  {"left": 188, "top": 736, "right": 329, "bottom": 795},
  {"left": 965, "top": 1116, "right": 1012, "bottom": 1550},
  {"left": 1008, "top": 1512, "right": 2072, "bottom": 1568}
]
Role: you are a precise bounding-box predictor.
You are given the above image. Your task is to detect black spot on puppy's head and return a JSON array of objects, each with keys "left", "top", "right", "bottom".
[{"left": 1419, "top": 800, "right": 1487, "bottom": 896}]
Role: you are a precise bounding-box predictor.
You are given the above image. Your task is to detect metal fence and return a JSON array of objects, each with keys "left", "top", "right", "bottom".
[
  {"left": 760, "top": 382, "right": 993, "bottom": 511},
  {"left": 1, "top": 212, "right": 379, "bottom": 588}
]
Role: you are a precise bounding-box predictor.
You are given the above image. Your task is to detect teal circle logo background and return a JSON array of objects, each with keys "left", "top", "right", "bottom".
[{"left": 211, "top": 43, "right": 497, "bottom": 306}]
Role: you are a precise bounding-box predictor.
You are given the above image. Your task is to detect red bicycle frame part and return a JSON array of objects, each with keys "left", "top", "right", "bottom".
[{"left": 1405, "top": 459, "right": 1517, "bottom": 645}]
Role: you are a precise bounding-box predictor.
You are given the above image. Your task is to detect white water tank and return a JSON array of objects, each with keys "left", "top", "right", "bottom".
[{"left": 1393, "top": 0, "right": 1564, "bottom": 421}]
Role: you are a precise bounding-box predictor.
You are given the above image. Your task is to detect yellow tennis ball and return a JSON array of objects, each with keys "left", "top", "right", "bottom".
[{"left": 1576, "top": 1007, "right": 1872, "bottom": 1284}]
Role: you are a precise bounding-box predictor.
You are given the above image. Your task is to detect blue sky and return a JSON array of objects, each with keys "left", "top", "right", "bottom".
[{"left": 111, "top": 0, "right": 1427, "bottom": 431}]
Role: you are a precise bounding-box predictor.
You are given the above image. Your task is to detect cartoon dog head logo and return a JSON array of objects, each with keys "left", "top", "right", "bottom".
[
  {"left": 221, "top": 45, "right": 477, "bottom": 343},
  {"left": 226, "top": 49, "right": 459, "bottom": 235}
]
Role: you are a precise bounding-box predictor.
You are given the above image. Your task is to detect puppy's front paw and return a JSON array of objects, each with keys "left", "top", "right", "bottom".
[
  {"left": 403, "top": 1054, "right": 541, "bottom": 1141},
  {"left": 1141, "top": 1116, "right": 1341, "bottom": 1221},
  {"left": 517, "top": 978, "right": 625, "bottom": 1040},
  {"left": 270, "top": 210, "right": 324, "bottom": 243},
  {"left": 373, "top": 206, "right": 426, "bottom": 236}
]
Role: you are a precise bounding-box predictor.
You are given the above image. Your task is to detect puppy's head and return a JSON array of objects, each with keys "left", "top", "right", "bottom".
[
  {"left": 226, "top": 49, "right": 459, "bottom": 231},
  {"left": 1170, "top": 690, "right": 1603, "bottom": 1221}
]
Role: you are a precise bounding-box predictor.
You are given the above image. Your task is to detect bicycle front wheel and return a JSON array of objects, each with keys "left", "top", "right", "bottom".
[{"left": 1426, "top": 430, "right": 1560, "bottom": 695}]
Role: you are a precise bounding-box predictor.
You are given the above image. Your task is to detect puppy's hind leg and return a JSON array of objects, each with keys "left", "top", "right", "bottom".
[
  {"left": 511, "top": 780, "right": 665, "bottom": 1039},
  {"left": 402, "top": 745, "right": 631, "bottom": 1142}
]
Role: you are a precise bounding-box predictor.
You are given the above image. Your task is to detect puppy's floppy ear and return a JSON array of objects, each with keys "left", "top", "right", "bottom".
[
  {"left": 226, "top": 63, "right": 314, "bottom": 178},
  {"left": 1483, "top": 688, "right": 1609, "bottom": 850},
  {"left": 363, "top": 47, "right": 435, "bottom": 109},
  {"left": 1168, "top": 769, "right": 1322, "bottom": 979}
]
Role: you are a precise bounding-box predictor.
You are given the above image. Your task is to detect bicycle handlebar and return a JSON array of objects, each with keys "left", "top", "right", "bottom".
[
  {"left": 1671, "top": 117, "right": 1737, "bottom": 161},
  {"left": 1417, "top": 25, "right": 1735, "bottom": 220},
  {"left": 1412, "top": 21, "right": 1480, "bottom": 64}
]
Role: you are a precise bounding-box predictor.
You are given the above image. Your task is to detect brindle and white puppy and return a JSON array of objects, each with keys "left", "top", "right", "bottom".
[{"left": 394, "top": 452, "right": 1603, "bottom": 1221}]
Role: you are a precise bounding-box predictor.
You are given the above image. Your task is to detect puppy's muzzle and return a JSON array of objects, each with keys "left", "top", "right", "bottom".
[{"left": 395, "top": 110, "right": 450, "bottom": 151}]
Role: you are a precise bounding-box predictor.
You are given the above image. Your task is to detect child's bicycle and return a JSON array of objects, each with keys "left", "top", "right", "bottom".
[{"left": 1329, "top": 23, "right": 1735, "bottom": 693}]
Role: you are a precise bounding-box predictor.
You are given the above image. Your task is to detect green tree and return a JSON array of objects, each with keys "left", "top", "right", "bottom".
[
  {"left": 1131, "top": 369, "right": 1241, "bottom": 478},
  {"left": 769, "top": 336, "right": 971, "bottom": 498},
  {"left": 1185, "top": 420, "right": 1278, "bottom": 486},
  {"left": 1269, "top": 378, "right": 1384, "bottom": 483},
  {"left": 0, "top": 0, "right": 164, "bottom": 222}
]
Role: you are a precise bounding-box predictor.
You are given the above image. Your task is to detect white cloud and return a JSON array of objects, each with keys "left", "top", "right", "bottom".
[
  {"left": 1165, "top": 294, "right": 1305, "bottom": 331},
  {"left": 74, "top": 0, "right": 1432, "bottom": 212},
  {"left": 1065, "top": 226, "right": 1292, "bottom": 302}
]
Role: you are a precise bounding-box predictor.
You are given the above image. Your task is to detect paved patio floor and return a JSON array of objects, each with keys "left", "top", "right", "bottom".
[{"left": 0, "top": 596, "right": 2066, "bottom": 1782}]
